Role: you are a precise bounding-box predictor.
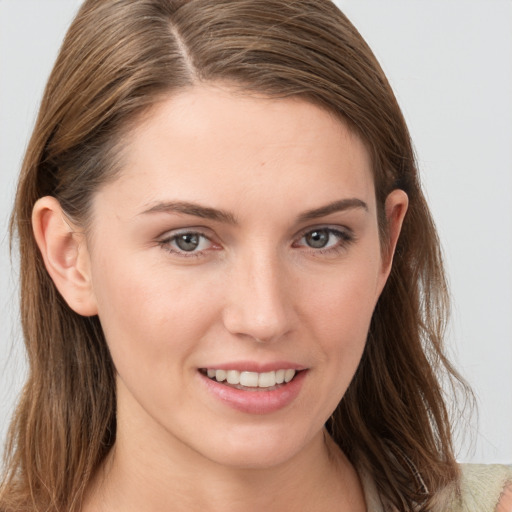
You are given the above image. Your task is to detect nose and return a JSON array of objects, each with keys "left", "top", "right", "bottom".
[{"left": 222, "top": 249, "right": 295, "bottom": 343}]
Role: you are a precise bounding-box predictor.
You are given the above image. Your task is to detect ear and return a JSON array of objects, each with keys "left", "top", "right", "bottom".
[
  {"left": 32, "top": 196, "right": 98, "bottom": 316},
  {"left": 381, "top": 188, "right": 409, "bottom": 276}
]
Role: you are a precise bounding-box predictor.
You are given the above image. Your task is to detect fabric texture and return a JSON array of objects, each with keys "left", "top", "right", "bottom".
[
  {"left": 359, "top": 463, "right": 512, "bottom": 512},
  {"left": 449, "top": 464, "right": 512, "bottom": 512}
]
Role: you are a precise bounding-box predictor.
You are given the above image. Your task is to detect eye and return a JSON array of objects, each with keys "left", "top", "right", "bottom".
[
  {"left": 159, "top": 231, "right": 215, "bottom": 255},
  {"left": 294, "top": 227, "right": 353, "bottom": 252},
  {"left": 304, "top": 229, "right": 332, "bottom": 249}
]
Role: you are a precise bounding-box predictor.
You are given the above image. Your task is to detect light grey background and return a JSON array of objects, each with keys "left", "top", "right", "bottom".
[{"left": 1, "top": 0, "right": 511, "bottom": 463}]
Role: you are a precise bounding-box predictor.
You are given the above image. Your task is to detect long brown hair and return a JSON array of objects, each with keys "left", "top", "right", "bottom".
[{"left": 1, "top": 1, "right": 469, "bottom": 510}]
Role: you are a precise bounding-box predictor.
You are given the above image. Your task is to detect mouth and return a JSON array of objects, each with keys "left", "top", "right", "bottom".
[
  {"left": 199, "top": 368, "right": 300, "bottom": 391},
  {"left": 198, "top": 366, "right": 307, "bottom": 413}
]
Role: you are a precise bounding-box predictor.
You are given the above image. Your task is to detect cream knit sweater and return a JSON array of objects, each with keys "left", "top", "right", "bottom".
[{"left": 360, "top": 464, "right": 512, "bottom": 512}]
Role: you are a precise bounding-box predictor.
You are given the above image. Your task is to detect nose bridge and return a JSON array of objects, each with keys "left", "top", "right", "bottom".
[{"left": 222, "top": 245, "right": 292, "bottom": 343}]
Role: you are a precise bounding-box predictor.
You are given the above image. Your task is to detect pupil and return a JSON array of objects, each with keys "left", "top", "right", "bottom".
[
  {"left": 176, "top": 233, "right": 200, "bottom": 251},
  {"left": 306, "top": 230, "right": 328, "bottom": 248}
]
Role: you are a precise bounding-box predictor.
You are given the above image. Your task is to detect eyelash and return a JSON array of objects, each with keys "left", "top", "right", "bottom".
[
  {"left": 293, "top": 227, "right": 355, "bottom": 256},
  {"left": 158, "top": 230, "right": 216, "bottom": 258},
  {"left": 158, "top": 226, "right": 354, "bottom": 258}
]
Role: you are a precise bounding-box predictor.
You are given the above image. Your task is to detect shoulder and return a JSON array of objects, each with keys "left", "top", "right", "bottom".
[
  {"left": 358, "top": 462, "right": 512, "bottom": 512},
  {"left": 450, "top": 464, "right": 512, "bottom": 512}
]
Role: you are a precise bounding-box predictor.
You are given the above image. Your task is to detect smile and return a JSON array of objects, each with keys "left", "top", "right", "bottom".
[
  {"left": 198, "top": 367, "right": 307, "bottom": 413},
  {"left": 201, "top": 368, "right": 297, "bottom": 389}
]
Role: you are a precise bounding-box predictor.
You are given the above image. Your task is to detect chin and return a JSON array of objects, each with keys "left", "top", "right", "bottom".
[{"left": 191, "top": 422, "right": 322, "bottom": 471}]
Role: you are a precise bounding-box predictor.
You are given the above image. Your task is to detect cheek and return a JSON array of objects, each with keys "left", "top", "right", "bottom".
[
  {"left": 305, "top": 262, "right": 381, "bottom": 340},
  {"left": 89, "top": 260, "right": 220, "bottom": 420},
  {"left": 301, "top": 255, "right": 383, "bottom": 397},
  {"left": 90, "top": 253, "right": 221, "bottom": 363},
  {"left": 288, "top": 264, "right": 381, "bottom": 427}
]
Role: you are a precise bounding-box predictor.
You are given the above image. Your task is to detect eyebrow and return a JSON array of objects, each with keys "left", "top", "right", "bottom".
[
  {"left": 140, "top": 201, "right": 238, "bottom": 224},
  {"left": 139, "top": 197, "right": 368, "bottom": 224},
  {"left": 297, "top": 198, "right": 368, "bottom": 222}
]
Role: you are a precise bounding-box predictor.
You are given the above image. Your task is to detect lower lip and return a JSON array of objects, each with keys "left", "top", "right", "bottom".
[{"left": 199, "top": 370, "right": 307, "bottom": 414}]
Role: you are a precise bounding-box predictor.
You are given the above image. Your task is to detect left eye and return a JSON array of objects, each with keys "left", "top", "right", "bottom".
[
  {"left": 296, "top": 228, "right": 350, "bottom": 250},
  {"left": 165, "top": 232, "right": 212, "bottom": 253}
]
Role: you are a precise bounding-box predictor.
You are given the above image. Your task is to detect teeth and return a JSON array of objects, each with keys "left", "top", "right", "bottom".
[
  {"left": 226, "top": 370, "right": 239, "bottom": 384},
  {"left": 258, "top": 371, "right": 275, "bottom": 387},
  {"left": 240, "top": 371, "right": 259, "bottom": 387},
  {"left": 206, "top": 369, "right": 297, "bottom": 388},
  {"left": 215, "top": 369, "right": 227, "bottom": 382},
  {"left": 284, "top": 369, "right": 295, "bottom": 383}
]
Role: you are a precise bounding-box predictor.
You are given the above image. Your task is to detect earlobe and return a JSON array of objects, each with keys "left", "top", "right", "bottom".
[
  {"left": 32, "top": 196, "right": 98, "bottom": 316},
  {"left": 382, "top": 189, "right": 409, "bottom": 274}
]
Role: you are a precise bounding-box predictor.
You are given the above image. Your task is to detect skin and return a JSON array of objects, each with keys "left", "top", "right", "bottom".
[
  {"left": 33, "top": 84, "right": 408, "bottom": 511},
  {"left": 497, "top": 485, "right": 512, "bottom": 512}
]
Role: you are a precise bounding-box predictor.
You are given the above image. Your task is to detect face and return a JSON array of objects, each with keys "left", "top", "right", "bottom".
[{"left": 83, "top": 85, "right": 400, "bottom": 470}]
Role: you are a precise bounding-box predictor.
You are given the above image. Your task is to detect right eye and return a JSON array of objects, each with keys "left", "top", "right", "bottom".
[{"left": 159, "top": 231, "right": 215, "bottom": 256}]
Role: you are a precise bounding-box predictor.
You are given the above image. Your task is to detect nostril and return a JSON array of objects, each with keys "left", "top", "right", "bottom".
[
  {"left": 222, "top": 306, "right": 293, "bottom": 344},
  {"left": 221, "top": 264, "right": 295, "bottom": 342}
]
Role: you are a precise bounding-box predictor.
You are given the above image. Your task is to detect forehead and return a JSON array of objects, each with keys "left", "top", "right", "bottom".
[{"left": 96, "top": 84, "right": 375, "bottom": 219}]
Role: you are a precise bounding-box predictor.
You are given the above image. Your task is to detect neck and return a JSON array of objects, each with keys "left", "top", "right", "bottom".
[
  {"left": 84, "top": 431, "right": 365, "bottom": 512},
  {"left": 83, "top": 390, "right": 366, "bottom": 512}
]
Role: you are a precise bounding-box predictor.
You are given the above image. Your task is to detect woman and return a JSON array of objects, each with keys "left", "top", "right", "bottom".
[{"left": 0, "top": 0, "right": 510, "bottom": 511}]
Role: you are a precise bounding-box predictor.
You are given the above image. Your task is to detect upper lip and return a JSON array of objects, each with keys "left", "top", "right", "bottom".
[{"left": 199, "top": 361, "right": 306, "bottom": 373}]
